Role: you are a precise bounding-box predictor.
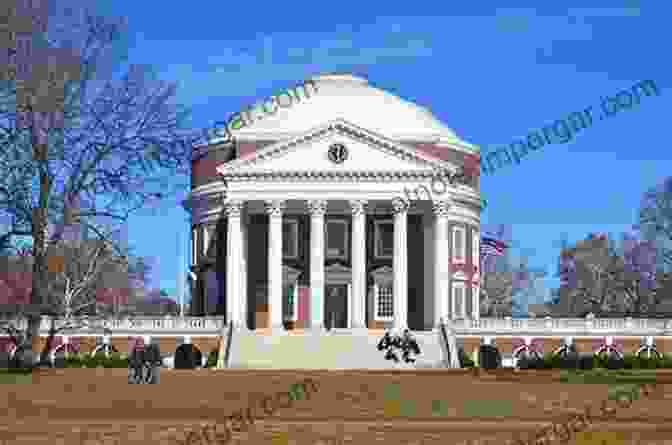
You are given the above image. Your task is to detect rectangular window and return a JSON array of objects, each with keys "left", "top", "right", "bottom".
[
  {"left": 453, "top": 226, "right": 466, "bottom": 264},
  {"left": 374, "top": 284, "right": 394, "bottom": 320},
  {"left": 472, "top": 231, "right": 479, "bottom": 272},
  {"left": 471, "top": 283, "right": 480, "bottom": 318},
  {"left": 284, "top": 284, "right": 297, "bottom": 321},
  {"left": 282, "top": 219, "right": 299, "bottom": 258},
  {"left": 191, "top": 227, "right": 197, "bottom": 266},
  {"left": 452, "top": 281, "right": 465, "bottom": 319},
  {"left": 326, "top": 219, "right": 348, "bottom": 259},
  {"left": 374, "top": 220, "right": 394, "bottom": 259}
]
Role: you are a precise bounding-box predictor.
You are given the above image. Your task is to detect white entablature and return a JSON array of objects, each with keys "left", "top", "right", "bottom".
[{"left": 207, "top": 119, "right": 479, "bottom": 215}]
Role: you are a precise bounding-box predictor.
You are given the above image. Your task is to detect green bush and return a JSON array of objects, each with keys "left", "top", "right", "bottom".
[
  {"left": 520, "top": 350, "right": 672, "bottom": 370},
  {"left": 542, "top": 352, "right": 562, "bottom": 369},
  {"left": 637, "top": 355, "right": 658, "bottom": 370},
  {"left": 102, "top": 352, "right": 129, "bottom": 368},
  {"left": 0, "top": 367, "right": 33, "bottom": 374},
  {"left": 660, "top": 353, "right": 672, "bottom": 368},
  {"left": 57, "top": 352, "right": 128, "bottom": 368},
  {"left": 458, "top": 348, "right": 474, "bottom": 368},
  {"left": 64, "top": 353, "right": 84, "bottom": 368},
  {"left": 560, "top": 368, "right": 658, "bottom": 385},
  {"left": 608, "top": 384, "right": 639, "bottom": 401},
  {"left": 622, "top": 353, "right": 636, "bottom": 369},
  {"left": 594, "top": 352, "right": 610, "bottom": 369},
  {"left": 206, "top": 349, "right": 219, "bottom": 368}
]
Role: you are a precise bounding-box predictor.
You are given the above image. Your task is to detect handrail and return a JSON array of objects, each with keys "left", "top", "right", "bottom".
[
  {"left": 439, "top": 319, "right": 460, "bottom": 368},
  {"left": 438, "top": 320, "right": 450, "bottom": 368},
  {"left": 223, "top": 320, "right": 233, "bottom": 368}
]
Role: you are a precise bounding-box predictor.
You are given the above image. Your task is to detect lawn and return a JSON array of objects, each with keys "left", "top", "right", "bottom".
[{"left": 0, "top": 370, "right": 33, "bottom": 384}]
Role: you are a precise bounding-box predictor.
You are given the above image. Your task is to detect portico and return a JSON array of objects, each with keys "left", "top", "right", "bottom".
[{"left": 185, "top": 74, "right": 483, "bottom": 333}]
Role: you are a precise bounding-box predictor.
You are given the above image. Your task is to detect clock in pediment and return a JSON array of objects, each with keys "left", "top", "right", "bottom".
[{"left": 327, "top": 143, "right": 348, "bottom": 164}]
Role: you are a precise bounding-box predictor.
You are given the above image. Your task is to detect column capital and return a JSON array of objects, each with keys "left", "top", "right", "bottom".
[
  {"left": 348, "top": 199, "right": 367, "bottom": 216},
  {"left": 224, "top": 200, "right": 244, "bottom": 217},
  {"left": 392, "top": 198, "right": 409, "bottom": 215},
  {"left": 432, "top": 200, "right": 451, "bottom": 217},
  {"left": 264, "top": 200, "right": 285, "bottom": 217},
  {"left": 307, "top": 199, "right": 327, "bottom": 217}
]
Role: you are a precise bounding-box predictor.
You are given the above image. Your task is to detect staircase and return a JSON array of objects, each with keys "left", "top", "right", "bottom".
[{"left": 227, "top": 329, "right": 448, "bottom": 369}]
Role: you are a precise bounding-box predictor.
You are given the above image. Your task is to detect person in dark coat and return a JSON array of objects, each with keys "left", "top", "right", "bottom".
[{"left": 400, "top": 329, "right": 421, "bottom": 363}]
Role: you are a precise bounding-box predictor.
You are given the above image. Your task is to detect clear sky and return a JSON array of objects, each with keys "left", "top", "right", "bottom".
[{"left": 100, "top": 2, "right": 669, "bottom": 310}]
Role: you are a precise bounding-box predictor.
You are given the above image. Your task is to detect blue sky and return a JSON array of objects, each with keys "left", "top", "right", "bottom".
[{"left": 100, "top": 2, "right": 669, "bottom": 310}]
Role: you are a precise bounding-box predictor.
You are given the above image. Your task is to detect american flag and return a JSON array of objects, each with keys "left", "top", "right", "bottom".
[{"left": 480, "top": 236, "right": 508, "bottom": 258}]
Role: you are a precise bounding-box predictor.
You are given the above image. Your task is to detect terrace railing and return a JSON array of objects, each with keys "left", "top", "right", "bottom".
[{"left": 0, "top": 315, "right": 671, "bottom": 337}]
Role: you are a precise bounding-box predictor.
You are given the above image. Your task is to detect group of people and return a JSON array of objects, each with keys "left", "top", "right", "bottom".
[{"left": 377, "top": 329, "right": 421, "bottom": 364}]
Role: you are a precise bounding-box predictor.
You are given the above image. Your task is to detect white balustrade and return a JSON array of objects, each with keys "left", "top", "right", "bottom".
[{"left": 0, "top": 315, "right": 671, "bottom": 338}]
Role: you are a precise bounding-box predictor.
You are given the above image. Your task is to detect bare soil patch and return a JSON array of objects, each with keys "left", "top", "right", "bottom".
[{"left": 1, "top": 369, "right": 671, "bottom": 444}]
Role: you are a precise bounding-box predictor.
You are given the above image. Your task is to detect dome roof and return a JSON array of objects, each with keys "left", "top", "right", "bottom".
[{"left": 226, "top": 73, "right": 477, "bottom": 150}]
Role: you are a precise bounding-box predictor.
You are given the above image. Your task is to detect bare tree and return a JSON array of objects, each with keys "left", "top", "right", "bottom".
[
  {"left": 611, "top": 233, "right": 663, "bottom": 315},
  {"left": 555, "top": 234, "right": 623, "bottom": 316},
  {"left": 479, "top": 226, "right": 545, "bottom": 317},
  {"left": 480, "top": 270, "right": 516, "bottom": 317},
  {"left": 0, "top": 225, "right": 137, "bottom": 364},
  {"left": 556, "top": 233, "right": 665, "bottom": 317},
  {"left": 0, "top": 1, "right": 195, "bottom": 356},
  {"left": 479, "top": 256, "right": 542, "bottom": 317},
  {"left": 637, "top": 176, "right": 672, "bottom": 272}
]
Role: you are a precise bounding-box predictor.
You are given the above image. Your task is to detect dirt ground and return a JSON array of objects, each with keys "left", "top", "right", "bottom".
[{"left": 1, "top": 369, "right": 672, "bottom": 444}]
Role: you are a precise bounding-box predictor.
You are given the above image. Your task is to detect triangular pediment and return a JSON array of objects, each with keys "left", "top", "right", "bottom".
[
  {"left": 325, "top": 262, "right": 352, "bottom": 285},
  {"left": 370, "top": 265, "right": 393, "bottom": 284},
  {"left": 282, "top": 265, "right": 302, "bottom": 284},
  {"left": 217, "top": 119, "right": 459, "bottom": 177}
]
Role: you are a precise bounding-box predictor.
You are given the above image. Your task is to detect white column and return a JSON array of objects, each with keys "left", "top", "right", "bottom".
[
  {"left": 265, "top": 200, "right": 285, "bottom": 331},
  {"left": 472, "top": 231, "right": 480, "bottom": 320},
  {"left": 433, "top": 200, "right": 451, "bottom": 327},
  {"left": 240, "top": 212, "right": 248, "bottom": 329},
  {"left": 392, "top": 199, "right": 408, "bottom": 330},
  {"left": 225, "top": 200, "right": 243, "bottom": 328},
  {"left": 472, "top": 283, "right": 480, "bottom": 320},
  {"left": 349, "top": 200, "right": 367, "bottom": 330},
  {"left": 203, "top": 225, "right": 210, "bottom": 257},
  {"left": 308, "top": 199, "right": 327, "bottom": 331},
  {"left": 203, "top": 225, "right": 213, "bottom": 315}
]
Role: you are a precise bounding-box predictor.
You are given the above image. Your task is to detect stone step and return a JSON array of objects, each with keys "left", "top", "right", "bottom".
[{"left": 228, "top": 330, "right": 447, "bottom": 369}]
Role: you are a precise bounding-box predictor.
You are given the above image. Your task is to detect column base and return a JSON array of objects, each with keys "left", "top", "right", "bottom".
[
  {"left": 269, "top": 325, "right": 287, "bottom": 335},
  {"left": 349, "top": 326, "right": 369, "bottom": 335},
  {"left": 309, "top": 324, "right": 326, "bottom": 335},
  {"left": 232, "top": 324, "right": 249, "bottom": 332}
]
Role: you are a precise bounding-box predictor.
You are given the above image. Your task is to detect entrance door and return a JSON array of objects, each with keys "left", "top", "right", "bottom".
[{"left": 324, "top": 285, "right": 348, "bottom": 329}]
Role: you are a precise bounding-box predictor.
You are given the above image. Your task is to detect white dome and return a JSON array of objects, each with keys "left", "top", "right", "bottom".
[{"left": 226, "top": 73, "right": 476, "bottom": 149}]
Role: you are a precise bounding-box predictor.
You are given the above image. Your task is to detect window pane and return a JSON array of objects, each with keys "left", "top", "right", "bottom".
[
  {"left": 377, "top": 285, "right": 394, "bottom": 317},
  {"left": 206, "top": 227, "right": 217, "bottom": 257},
  {"left": 283, "top": 222, "right": 296, "bottom": 257},
  {"left": 285, "top": 286, "right": 294, "bottom": 318},
  {"left": 377, "top": 222, "right": 394, "bottom": 257},
  {"left": 454, "top": 285, "right": 463, "bottom": 315},
  {"left": 454, "top": 229, "right": 463, "bottom": 256},
  {"left": 472, "top": 234, "right": 478, "bottom": 268},
  {"left": 327, "top": 221, "right": 346, "bottom": 257}
]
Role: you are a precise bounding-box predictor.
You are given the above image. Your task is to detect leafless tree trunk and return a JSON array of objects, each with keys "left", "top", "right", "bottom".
[{"left": 0, "top": 1, "right": 196, "bottom": 359}]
